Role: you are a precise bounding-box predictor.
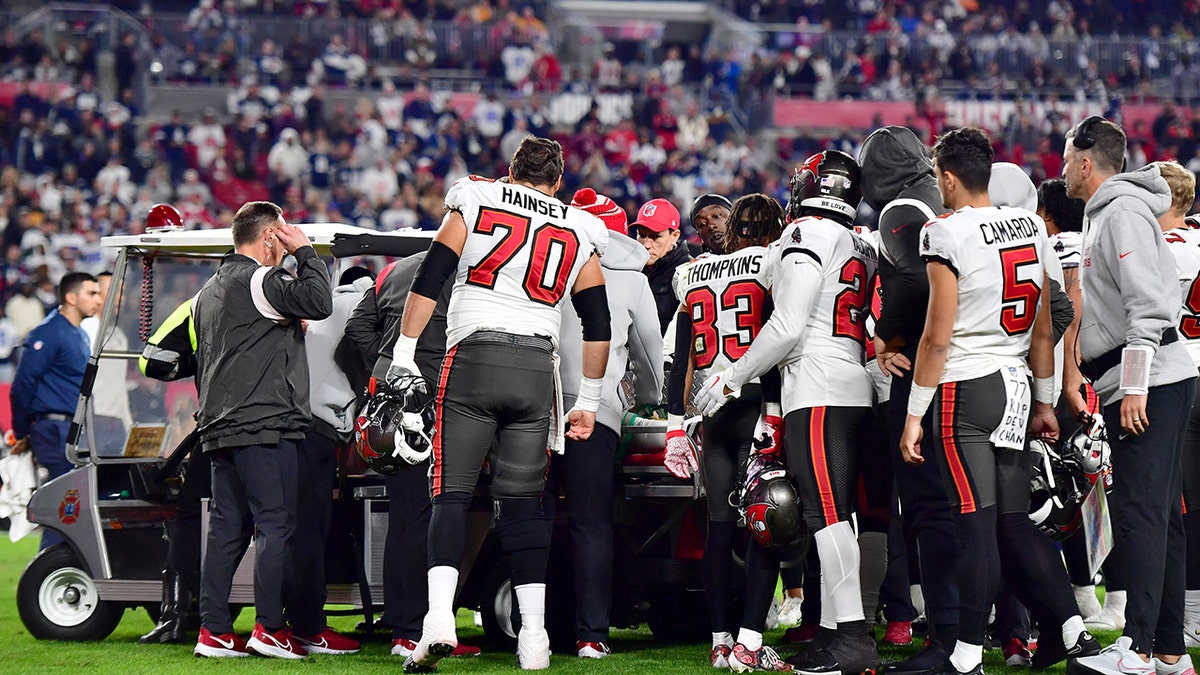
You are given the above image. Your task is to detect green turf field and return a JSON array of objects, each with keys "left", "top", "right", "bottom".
[{"left": 1, "top": 535, "right": 1195, "bottom": 674}]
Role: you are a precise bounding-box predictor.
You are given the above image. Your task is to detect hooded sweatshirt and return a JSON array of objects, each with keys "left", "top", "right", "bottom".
[
  {"left": 306, "top": 275, "right": 375, "bottom": 440},
  {"left": 859, "top": 126, "right": 949, "bottom": 346},
  {"left": 1080, "top": 163, "right": 1197, "bottom": 404},
  {"left": 644, "top": 241, "right": 693, "bottom": 334},
  {"left": 561, "top": 232, "right": 663, "bottom": 434}
]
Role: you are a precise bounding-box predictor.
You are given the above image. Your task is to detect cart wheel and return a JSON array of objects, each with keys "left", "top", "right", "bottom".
[
  {"left": 18, "top": 544, "right": 122, "bottom": 641},
  {"left": 478, "top": 563, "right": 518, "bottom": 649}
]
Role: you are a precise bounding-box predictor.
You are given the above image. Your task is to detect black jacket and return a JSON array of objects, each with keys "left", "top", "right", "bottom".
[
  {"left": 643, "top": 241, "right": 692, "bottom": 334},
  {"left": 193, "top": 248, "right": 332, "bottom": 452},
  {"left": 859, "top": 126, "right": 949, "bottom": 346}
]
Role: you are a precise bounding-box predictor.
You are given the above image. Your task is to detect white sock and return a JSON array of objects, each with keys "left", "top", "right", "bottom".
[
  {"left": 949, "top": 641, "right": 983, "bottom": 672},
  {"left": 1062, "top": 615, "right": 1086, "bottom": 648},
  {"left": 820, "top": 567, "right": 836, "bottom": 630},
  {"left": 738, "top": 628, "right": 763, "bottom": 651},
  {"left": 815, "top": 521, "right": 865, "bottom": 623},
  {"left": 424, "top": 566, "right": 459, "bottom": 639},
  {"left": 910, "top": 584, "right": 926, "bottom": 617},
  {"left": 514, "top": 583, "right": 546, "bottom": 632},
  {"left": 713, "top": 631, "right": 734, "bottom": 648},
  {"left": 1104, "top": 590, "right": 1127, "bottom": 614},
  {"left": 1185, "top": 590, "right": 1200, "bottom": 624}
]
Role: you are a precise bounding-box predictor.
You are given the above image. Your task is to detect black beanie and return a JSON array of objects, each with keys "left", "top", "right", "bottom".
[{"left": 690, "top": 193, "right": 732, "bottom": 224}]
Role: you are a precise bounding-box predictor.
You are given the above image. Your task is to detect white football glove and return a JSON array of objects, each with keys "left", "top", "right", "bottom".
[
  {"left": 694, "top": 370, "right": 738, "bottom": 418},
  {"left": 386, "top": 334, "right": 428, "bottom": 395},
  {"left": 663, "top": 414, "right": 698, "bottom": 479}
]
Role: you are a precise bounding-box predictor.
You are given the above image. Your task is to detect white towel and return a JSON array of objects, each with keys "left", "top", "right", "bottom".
[
  {"left": 0, "top": 452, "right": 41, "bottom": 542},
  {"left": 548, "top": 353, "right": 566, "bottom": 455}
]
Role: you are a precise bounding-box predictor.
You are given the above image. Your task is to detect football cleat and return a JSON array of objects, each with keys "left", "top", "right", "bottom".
[
  {"left": 1184, "top": 622, "right": 1200, "bottom": 649},
  {"left": 713, "top": 644, "right": 734, "bottom": 669},
  {"left": 788, "top": 631, "right": 879, "bottom": 675},
  {"left": 778, "top": 596, "right": 805, "bottom": 627},
  {"left": 883, "top": 621, "right": 913, "bottom": 646},
  {"left": 730, "top": 643, "right": 793, "bottom": 672},
  {"left": 516, "top": 627, "right": 551, "bottom": 670},
  {"left": 1004, "top": 638, "right": 1033, "bottom": 667},
  {"left": 880, "top": 641, "right": 951, "bottom": 675}
]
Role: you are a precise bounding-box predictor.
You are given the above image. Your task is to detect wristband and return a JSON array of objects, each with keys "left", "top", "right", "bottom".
[
  {"left": 764, "top": 402, "right": 782, "bottom": 418},
  {"left": 667, "top": 413, "right": 684, "bottom": 433},
  {"left": 907, "top": 383, "right": 937, "bottom": 419},
  {"left": 1033, "top": 376, "right": 1056, "bottom": 406},
  {"left": 1119, "top": 345, "right": 1153, "bottom": 394},
  {"left": 394, "top": 333, "right": 418, "bottom": 362},
  {"left": 575, "top": 375, "right": 604, "bottom": 413}
]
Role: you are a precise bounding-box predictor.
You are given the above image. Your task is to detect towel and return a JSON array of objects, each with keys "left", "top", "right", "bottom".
[{"left": 0, "top": 452, "right": 41, "bottom": 542}]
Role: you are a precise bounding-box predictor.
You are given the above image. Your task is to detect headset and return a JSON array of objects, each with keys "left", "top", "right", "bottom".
[{"left": 1071, "top": 115, "right": 1127, "bottom": 172}]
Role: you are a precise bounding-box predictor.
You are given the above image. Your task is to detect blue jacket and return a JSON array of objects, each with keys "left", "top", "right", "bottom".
[{"left": 10, "top": 309, "right": 90, "bottom": 439}]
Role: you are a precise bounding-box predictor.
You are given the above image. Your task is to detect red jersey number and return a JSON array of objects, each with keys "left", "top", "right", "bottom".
[
  {"left": 832, "top": 259, "right": 870, "bottom": 342},
  {"left": 999, "top": 244, "right": 1041, "bottom": 335},
  {"left": 465, "top": 207, "right": 581, "bottom": 306},
  {"left": 687, "top": 281, "right": 768, "bottom": 369},
  {"left": 1181, "top": 276, "right": 1200, "bottom": 339}
]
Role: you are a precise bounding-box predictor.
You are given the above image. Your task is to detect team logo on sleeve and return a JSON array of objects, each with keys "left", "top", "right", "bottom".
[
  {"left": 922, "top": 233, "right": 930, "bottom": 250},
  {"left": 791, "top": 228, "right": 803, "bottom": 243}
]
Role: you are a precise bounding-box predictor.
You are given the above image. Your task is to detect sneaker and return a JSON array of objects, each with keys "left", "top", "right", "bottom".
[
  {"left": 1068, "top": 636, "right": 1155, "bottom": 675},
  {"left": 577, "top": 641, "right": 610, "bottom": 658},
  {"left": 884, "top": 621, "right": 914, "bottom": 647},
  {"left": 393, "top": 638, "right": 418, "bottom": 657},
  {"left": 194, "top": 627, "right": 250, "bottom": 658},
  {"left": 881, "top": 641, "right": 952, "bottom": 675},
  {"left": 788, "top": 631, "right": 880, "bottom": 675},
  {"left": 1152, "top": 654, "right": 1196, "bottom": 675},
  {"left": 1005, "top": 638, "right": 1033, "bottom": 667},
  {"left": 293, "top": 627, "right": 360, "bottom": 655},
  {"left": 730, "top": 643, "right": 793, "bottom": 672},
  {"left": 785, "top": 622, "right": 822, "bottom": 644},
  {"left": 779, "top": 596, "right": 805, "bottom": 627},
  {"left": 1068, "top": 631, "right": 1102, "bottom": 658},
  {"left": 713, "top": 644, "right": 734, "bottom": 669},
  {"left": 517, "top": 627, "right": 551, "bottom": 670},
  {"left": 246, "top": 624, "right": 307, "bottom": 659},
  {"left": 1183, "top": 623, "right": 1200, "bottom": 650},
  {"left": 403, "top": 614, "right": 458, "bottom": 674},
  {"left": 451, "top": 644, "right": 481, "bottom": 657}
]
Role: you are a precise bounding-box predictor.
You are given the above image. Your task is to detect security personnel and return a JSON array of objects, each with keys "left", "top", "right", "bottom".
[{"left": 10, "top": 272, "right": 102, "bottom": 549}]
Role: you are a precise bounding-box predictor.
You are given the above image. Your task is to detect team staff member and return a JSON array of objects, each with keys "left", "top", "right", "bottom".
[
  {"left": 691, "top": 193, "right": 733, "bottom": 254},
  {"left": 343, "top": 252, "right": 480, "bottom": 660},
  {"left": 633, "top": 197, "right": 692, "bottom": 333},
  {"left": 899, "top": 128, "right": 1098, "bottom": 675},
  {"left": 548, "top": 187, "right": 664, "bottom": 658},
  {"left": 390, "top": 137, "right": 610, "bottom": 673},
  {"left": 859, "top": 126, "right": 959, "bottom": 675},
  {"left": 9, "top": 272, "right": 101, "bottom": 549},
  {"left": 193, "top": 201, "right": 332, "bottom": 660},
  {"left": 1064, "top": 119, "right": 1197, "bottom": 675}
]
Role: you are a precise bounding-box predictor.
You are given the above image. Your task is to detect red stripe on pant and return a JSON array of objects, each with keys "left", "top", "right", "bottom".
[
  {"left": 431, "top": 345, "right": 459, "bottom": 497},
  {"left": 808, "top": 406, "right": 839, "bottom": 527},
  {"left": 939, "top": 382, "right": 977, "bottom": 514}
]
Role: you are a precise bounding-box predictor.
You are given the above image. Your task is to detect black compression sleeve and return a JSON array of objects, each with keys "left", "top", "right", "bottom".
[
  {"left": 411, "top": 241, "right": 460, "bottom": 300},
  {"left": 571, "top": 285, "right": 612, "bottom": 341},
  {"left": 667, "top": 310, "right": 692, "bottom": 416},
  {"left": 760, "top": 367, "right": 782, "bottom": 405}
]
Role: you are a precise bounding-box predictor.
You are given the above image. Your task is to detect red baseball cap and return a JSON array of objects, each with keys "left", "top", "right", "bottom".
[{"left": 631, "top": 198, "right": 680, "bottom": 234}]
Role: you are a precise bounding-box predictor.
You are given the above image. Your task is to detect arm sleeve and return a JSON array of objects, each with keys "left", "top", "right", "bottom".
[
  {"left": 343, "top": 285, "right": 381, "bottom": 370},
  {"left": 724, "top": 251, "right": 823, "bottom": 391},
  {"left": 258, "top": 246, "right": 334, "bottom": 320},
  {"left": 10, "top": 329, "right": 54, "bottom": 439},
  {"left": 1047, "top": 277, "right": 1073, "bottom": 346},
  {"left": 629, "top": 281, "right": 665, "bottom": 407},
  {"left": 875, "top": 205, "right": 933, "bottom": 341},
  {"left": 667, "top": 309, "right": 692, "bottom": 416},
  {"left": 1103, "top": 202, "right": 1179, "bottom": 350}
]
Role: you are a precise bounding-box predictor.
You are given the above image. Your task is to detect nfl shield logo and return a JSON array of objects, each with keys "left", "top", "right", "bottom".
[{"left": 641, "top": 203, "right": 657, "bottom": 218}]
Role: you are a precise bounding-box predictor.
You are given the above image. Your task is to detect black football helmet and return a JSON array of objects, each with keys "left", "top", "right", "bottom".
[
  {"left": 355, "top": 376, "right": 435, "bottom": 475},
  {"left": 1028, "top": 438, "right": 1089, "bottom": 542},
  {"left": 736, "top": 455, "right": 808, "bottom": 555},
  {"left": 788, "top": 150, "right": 863, "bottom": 224}
]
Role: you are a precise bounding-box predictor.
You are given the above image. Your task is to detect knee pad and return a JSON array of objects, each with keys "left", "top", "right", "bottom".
[{"left": 494, "top": 498, "right": 551, "bottom": 586}]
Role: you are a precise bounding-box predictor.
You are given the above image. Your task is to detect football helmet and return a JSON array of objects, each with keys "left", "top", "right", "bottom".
[
  {"left": 736, "top": 455, "right": 807, "bottom": 555},
  {"left": 1028, "top": 438, "right": 1089, "bottom": 542},
  {"left": 147, "top": 203, "right": 184, "bottom": 230},
  {"left": 1067, "top": 414, "right": 1111, "bottom": 487},
  {"left": 355, "top": 376, "right": 435, "bottom": 475},
  {"left": 788, "top": 150, "right": 863, "bottom": 223}
]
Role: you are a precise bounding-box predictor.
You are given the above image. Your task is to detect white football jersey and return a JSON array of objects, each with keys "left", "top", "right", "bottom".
[
  {"left": 919, "top": 205, "right": 1053, "bottom": 383},
  {"left": 1165, "top": 227, "right": 1200, "bottom": 367},
  {"left": 854, "top": 226, "right": 890, "bottom": 405},
  {"left": 724, "top": 216, "right": 877, "bottom": 412},
  {"left": 672, "top": 246, "right": 774, "bottom": 383},
  {"left": 443, "top": 176, "right": 609, "bottom": 349}
]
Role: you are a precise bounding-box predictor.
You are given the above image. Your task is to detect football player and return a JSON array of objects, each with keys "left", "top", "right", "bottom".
[
  {"left": 898, "top": 128, "right": 1099, "bottom": 675},
  {"left": 1152, "top": 161, "right": 1200, "bottom": 650},
  {"left": 388, "top": 137, "right": 611, "bottom": 672},
  {"left": 696, "top": 151, "right": 881, "bottom": 675},
  {"left": 663, "top": 193, "right": 787, "bottom": 672}
]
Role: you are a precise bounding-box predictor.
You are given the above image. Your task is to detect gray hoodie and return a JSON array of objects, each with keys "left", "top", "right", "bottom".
[
  {"left": 560, "top": 232, "right": 664, "bottom": 435},
  {"left": 306, "top": 275, "right": 375, "bottom": 438},
  {"left": 1080, "top": 163, "right": 1197, "bottom": 403}
]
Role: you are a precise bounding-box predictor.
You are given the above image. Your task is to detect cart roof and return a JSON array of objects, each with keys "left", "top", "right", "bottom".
[{"left": 102, "top": 223, "right": 433, "bottom": 255}]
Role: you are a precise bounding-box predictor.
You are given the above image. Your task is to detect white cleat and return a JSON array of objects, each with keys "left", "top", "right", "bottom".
[{"left": 517, "top": 627, "right": 551, "bottom": 670}]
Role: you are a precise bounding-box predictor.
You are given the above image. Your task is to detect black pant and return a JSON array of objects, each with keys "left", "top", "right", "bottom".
[
  {"left": 384, "top": 459, "right": 432, "bottom": 640},
  {"left": 169, "top": 449, "right": 212, "bottom": 594},
  {"left": 888, "top": 346, "right": 960, "bottom": 643},
  {"left": 200, "top": 441, "right": 298, "bottom": 634},
  {"left": 544, "top": 425, "right": 619, "bottom": 642},
  {"left": 1102, "top": 378, "right": 1194, "bottom": 655},
  {"left": 284, "top": 432, "right": 337, "bottom": 635}
]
